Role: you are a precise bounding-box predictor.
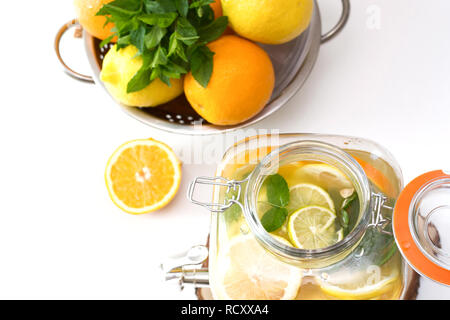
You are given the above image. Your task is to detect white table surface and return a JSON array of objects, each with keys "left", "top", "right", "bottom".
[{"left": 0, "top": 0, "right": 449, "bottom": 299}]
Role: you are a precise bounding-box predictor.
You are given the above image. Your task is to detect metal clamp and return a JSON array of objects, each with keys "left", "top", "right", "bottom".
[
  {"left": 369, "top": 193, "right": 394, "bottom": 235},
  {"left": 54, "top": 19, "right": 95, "bottom": 83},
  {"left": 187, "top": 176, "right": 246, "bottom": 213},
  {"left": 321, "top": 0, "right": 351, "bottom": 44}
]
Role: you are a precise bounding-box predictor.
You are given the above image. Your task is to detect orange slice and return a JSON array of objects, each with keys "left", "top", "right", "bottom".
[
  {"left": 354, "top": 157, "right": 395, "bottom": 198},
  {"left": 215, "top": 235, "right": 302, "bottom": 300},
  {"left": 105, "top": 139, "right": 181, "bottom": 214}
]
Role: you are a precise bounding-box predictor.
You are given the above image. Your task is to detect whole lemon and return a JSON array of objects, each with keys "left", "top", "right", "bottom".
[
  {"left": 184, "top": 35, "right": 275, "bottom": 126},
  {"left": 100, "top": 45, "right": 183, "bottom": 107},
  {"left": 222, "top": 0, "right": 313, "bottom": 44}
]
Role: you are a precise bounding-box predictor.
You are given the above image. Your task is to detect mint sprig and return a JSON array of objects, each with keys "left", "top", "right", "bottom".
[
  {"left": 266, "top": 174, "right": 290, "bottom": 208},
  {"left": 260, "top": 174, "right": 290, "bottom": 232},
  {"left": 339, "top": 191, "right": 358, "bottom": 236},
  {"left": 261, "top": 207, "right": 288, "bottom": 233},
  {"left": 96, "top": 0, "right": 228, "bottom": 93}
]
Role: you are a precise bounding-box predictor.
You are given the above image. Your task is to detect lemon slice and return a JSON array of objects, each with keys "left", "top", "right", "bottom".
[
  {"left": 286, "top": 183, "right": 335, "bottom": 213},
  {"left": 298, "top": 164, "right": 353, "bottom": 189},
  {"left": 288, "top": 206, "right": 339, "bottom": 249},
  {"left": 105, "top": 139, "right": 181, "bottom": 214},
  {"left": 215, "top": 235, "right": 302, "bottom": 300},
  {"left": 317, "top": 269, "right": 400, "bottom": 300}
]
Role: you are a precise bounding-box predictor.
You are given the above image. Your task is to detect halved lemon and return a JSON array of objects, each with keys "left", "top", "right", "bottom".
[
  {"left": 105, "top": 139, "right": 181, "bottom": 214},
  {"left": 216, "top": 235, "right": 302, "bottom": 300},
  {"left": 286, "top": 183, "right": 335, "bottom": 213},
  {"left": 288, "top": 206, "right": 339, "bottom": 249},
  {"left": 317, "top": 268, "right": 400, "bottom": 300},
  {"left": 298, "top": 164, "right": 353, "bottom": 189}
]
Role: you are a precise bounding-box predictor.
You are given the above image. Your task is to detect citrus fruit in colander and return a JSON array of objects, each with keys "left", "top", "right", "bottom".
[
  {"left": 184, "top": 35, "right": 275, "bottom": 126},
  {"left": 222, "top": 0, "right": 313, "bottom": 44},
  {"left": 100, "top": 45, "right": 184, "bottom": 107},
  {"left": 74, "top": 0, "right": 116, "bottom": 41}
]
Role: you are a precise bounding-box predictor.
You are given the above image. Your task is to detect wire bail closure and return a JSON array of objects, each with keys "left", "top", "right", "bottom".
[
  {"left": 369, "top": 193, "right": 394, "bottom": 235},
  {"left": 187, "top": 176, "right": 247, "bottom": 213}
]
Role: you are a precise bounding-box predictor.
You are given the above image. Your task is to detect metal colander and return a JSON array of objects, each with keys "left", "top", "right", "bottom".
[{"left": 55, "top": 0, "right": 350, "bottom": 135}]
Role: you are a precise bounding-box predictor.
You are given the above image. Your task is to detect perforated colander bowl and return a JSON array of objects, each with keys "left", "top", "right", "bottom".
[{"left": 55, "top": 0, "right": 350, "bottom": 135}]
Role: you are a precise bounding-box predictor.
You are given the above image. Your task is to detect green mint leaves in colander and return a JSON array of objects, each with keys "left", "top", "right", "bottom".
[{"left": 96, "top": 0, "right": 228, "bottom": 93}]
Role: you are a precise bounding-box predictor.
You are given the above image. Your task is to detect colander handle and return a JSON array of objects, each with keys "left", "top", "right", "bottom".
[
  {"left": 320, "top": 0, "right": 351, "bottom": 44},
  {"left": 54, "top": 19, "right": 94, "bottom": 83}
]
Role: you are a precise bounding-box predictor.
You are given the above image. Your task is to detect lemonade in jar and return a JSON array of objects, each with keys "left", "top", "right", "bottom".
[{"left": 168, "top": 134, "right": 450, "bottom": 300}]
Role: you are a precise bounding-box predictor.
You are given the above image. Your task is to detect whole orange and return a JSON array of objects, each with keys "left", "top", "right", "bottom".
[
  {"left": 74, "top": 0, "right": 116, "bottom": 40},
  {"left": 210, "top": 0, "right": 223, "bottom": 18},
  {"left": 184, "top": 35, "right": 275, "bottom": 126}
]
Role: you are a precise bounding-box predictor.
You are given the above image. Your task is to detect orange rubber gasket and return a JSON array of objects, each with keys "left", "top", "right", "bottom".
[{"left": 393, "top": 170, "right": 450, "bottom": 285}]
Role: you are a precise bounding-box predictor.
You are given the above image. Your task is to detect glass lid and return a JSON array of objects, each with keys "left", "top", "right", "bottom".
[{"left": 393, "top": 170, "right": 450, "bottom": 286}]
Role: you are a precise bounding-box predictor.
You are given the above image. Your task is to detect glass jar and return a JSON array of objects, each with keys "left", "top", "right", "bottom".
[{"left": 165, "top": 133, "right": 449, "bottom": 300}]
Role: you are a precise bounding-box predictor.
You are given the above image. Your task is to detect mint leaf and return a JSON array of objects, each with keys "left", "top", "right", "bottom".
[
  {"left": 177, "top": 45, "right": 188, "bottom": 62},
  {"left": 97, "top": 0, "right": 227, "bottom": 91},
  {"left": 198, "top": 16, "right": 228, "bottom": 43},
  {"left": 150, "top": 67, "right": 161, "bottom": 81},
  {"left": 96, "top": 0, "right": 141, "bottom": 18},
  {"left": 187, "top": 3, "right": 214, "bottom": 28},
  {"left": 341, "top": 192, "right": 357, "bottom": 210},
  {"left": 339, "top": 192, "right": 359, "bottom": 236},
  {"left": 160, "top": 59, "right": 186, "bottom": 80},
  {"left": 116, "top": 34, "right": 131, "bottom": 49},
  {"left": 340, "top": 209, "right": 349, "bottom": 228},
  {"left": 161, "top": 68, "right": 181, "bottom": 80},
  {"left": 261, "top": 207, "right": 288, "bottom": 232},
  {"left": 106, "top": 0, "right": 141, "bottom": 11},
  {"left": 145, "top": 26, "right": 167, "bottom": 49},
  {"left": 165, "top": 60, "right": 187, "bottom": 74},
  {"left": 130, "top": 24, "right": 146, "bottom": 53},
  {"left": 190, "top": 0, "right": 214, "bottom": 9},
  {"left": 151, "top": 46, "right": 168, "bottom": 68},
  {"left": 126, "top": 53, "right": 154, "bottom": 93},
  {"left": 159, "top": 72, "right": 172, "bottom": 86},
  {"left": 127, "top": 67, "right": 152, "bottom": 93},
  {"left": 176, "top": 17, "right": 199, "bottom": 45},
  {"left": 99, "top": 34, "right": 116, "bottom": 48},
  {"left": 144, "top": 0, "right": 177, "bottom": 13},
  {"left": 266, "top": 174, "right": 290, "bottom": 208},
  {"left": 168, "top": 33, "right": 178, "bottom": 56},
  {"left": 114, "top": 18, "right": 140, "bottom": 35},
  {"left": 139, "top": 13, "right": 178, "bottom": 28},
  {"left": 190, "top": 46, "right": 214, "bottom": 88},
  {"left": 175, "top": 0, "right": 189, "bottom": 17}
]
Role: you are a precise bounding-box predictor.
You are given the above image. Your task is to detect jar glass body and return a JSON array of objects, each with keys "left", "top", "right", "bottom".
[{"left": 208, "top": 133, "right": 415, "bottom": 300}]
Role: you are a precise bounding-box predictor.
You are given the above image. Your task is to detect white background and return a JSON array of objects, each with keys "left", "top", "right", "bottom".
[{"left": 0, "top": 0, "right": 449, "bottom": 299}]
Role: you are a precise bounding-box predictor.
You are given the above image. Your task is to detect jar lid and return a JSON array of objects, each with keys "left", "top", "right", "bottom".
[{"left": 393, "top": 170, "right": 450, "bottom": 286}]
